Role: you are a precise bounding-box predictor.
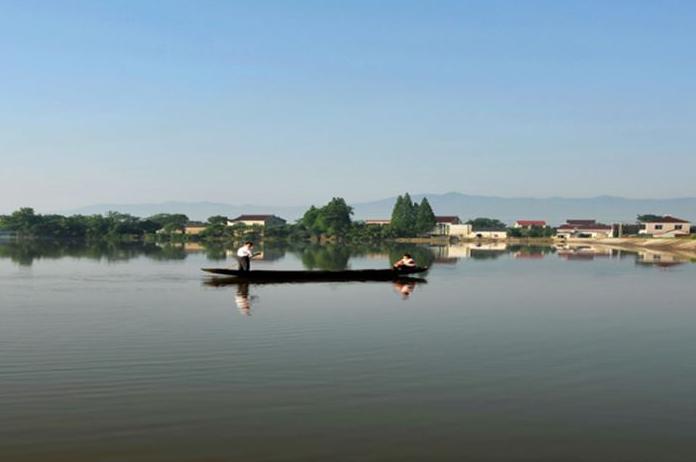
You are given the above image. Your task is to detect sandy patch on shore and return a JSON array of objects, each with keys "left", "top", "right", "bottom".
[
  {"left": 595, "top": 237, "right": 696, "bottom": 250},
  {"left": 590, "top": 237, "right": 696, "bottom": 260}
]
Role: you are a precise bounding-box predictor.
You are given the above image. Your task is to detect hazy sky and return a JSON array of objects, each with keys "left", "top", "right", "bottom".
[{"left": 1, "top": 0, "right": 695, "bottom": 213}]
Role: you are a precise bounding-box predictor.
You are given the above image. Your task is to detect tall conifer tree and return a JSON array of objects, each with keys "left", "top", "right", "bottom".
[
  {"left": 415, "top": 197, "right": 436, "bottom": 233},
  {"left": 390, "top": 195, "right": 407, "bottom": 235}
]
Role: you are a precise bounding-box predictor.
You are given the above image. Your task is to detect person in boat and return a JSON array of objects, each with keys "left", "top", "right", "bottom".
[
  {"left": 237, "top": 241, "right": 258, "bottom": 272},
  {"left": 393, "top": 253, "right": 416, "bottom": 270}
]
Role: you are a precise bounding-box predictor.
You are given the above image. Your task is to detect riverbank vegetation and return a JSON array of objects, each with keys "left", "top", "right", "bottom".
[{"left": 0, "top": 194, "right": 439, "bottom": 244}]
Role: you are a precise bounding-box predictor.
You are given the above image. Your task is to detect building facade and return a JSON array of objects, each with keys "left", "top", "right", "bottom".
[
  {"left": 432, "top": 216, "right": 462, "bottom": 235},
  {"left": 638, "top": 216, "right": 691, "bottom": 238},
  {"left": 555, "top": 219, "right": 613, "bottom": 239},
  {"left": 227, "top": 214, "right": 286, "bottom": 228},
  {"left": 472, "top": 229, "right": 508, "bottom": 240},
  {"left": 183, "top": 222, "right": 207, "bottom": 235},
  {"left": 513, "top": 220, "right": 547, "bottom": 229}
]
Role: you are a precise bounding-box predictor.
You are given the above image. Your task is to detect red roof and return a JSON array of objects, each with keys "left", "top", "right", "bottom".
[
  {"left": 515, "top": 220, "right": 546, "bottom": 226},
  {"left": 558, "top": 223, "right": 612, "bottom": 231},
  {"left": 640, "top": 215, "right": 690, "bottom": 224},
  {"left": 566, "top": 219, "right": 596, "bottom": 225},
  {"left": 231, "top": 214, "right": 283, "bottom": 221},
  {"left": 435, "top": 216, "right": 461, "bottom": 224}
]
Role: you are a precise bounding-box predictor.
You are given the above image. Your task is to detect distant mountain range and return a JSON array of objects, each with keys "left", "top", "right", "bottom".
[{"left": 59, "top": 193, "right": 696, "bottom": 225}]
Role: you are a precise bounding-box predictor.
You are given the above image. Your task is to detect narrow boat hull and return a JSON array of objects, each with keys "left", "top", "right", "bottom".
[{"left": 201, "top": 266, "right": 428, "bottom": 283}]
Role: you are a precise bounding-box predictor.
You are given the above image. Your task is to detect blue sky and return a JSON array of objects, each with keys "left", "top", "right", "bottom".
[{"left": 1, "top": 0, "right": 695, "bottom": 212}]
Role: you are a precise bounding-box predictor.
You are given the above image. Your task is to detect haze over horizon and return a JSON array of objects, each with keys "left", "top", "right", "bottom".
[
  {"left": 2, "top": 1, "right": 696, "bottom": 212},
  {"left": 6, "top": 191, "right": 696, "bottom": 218},
  {"left": 47, "top": 192, "right": 696, "bottom": 225}
]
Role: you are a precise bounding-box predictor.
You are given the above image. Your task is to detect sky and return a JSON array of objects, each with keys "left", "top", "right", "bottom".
[{"left": 1, "top": 0, "right": 695, "bottom": 213}]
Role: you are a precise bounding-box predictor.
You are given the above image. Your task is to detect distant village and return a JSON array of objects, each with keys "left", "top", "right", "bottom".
[
  {"left": 1, "top": 201, "right": 693, "bottom": 243},
  {"left": 182, "top": 213, "right": 693, "bottom": 241}
]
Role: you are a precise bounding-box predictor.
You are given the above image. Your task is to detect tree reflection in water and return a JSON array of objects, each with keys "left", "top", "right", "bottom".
[{"left": 0, "top": 240, "right": 184, "bottom": 266}]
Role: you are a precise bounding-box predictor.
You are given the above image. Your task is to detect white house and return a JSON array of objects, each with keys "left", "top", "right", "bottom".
[
  {"left": 513, "top": 220, "right": 547, "bottom": 229},
  {"left": 447, "top": 224, "right": 474, "bottom": 238},
  {"left": 472, "top": 229, "right": 508, "bottom": 240},
  {"left": 638, "top": 215, "right": 691, "bottom": 238},
  {"left": 555, "top": 220, "right": 613, "bottom": 239},
  {"left": 432, "top": 216, "right": 462, "bottom": 235},
  {"left": 227, "top": 214, "right": 286, "bottom": 228}
]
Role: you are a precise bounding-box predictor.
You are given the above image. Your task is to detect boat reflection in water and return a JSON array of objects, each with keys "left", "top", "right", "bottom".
[
  {"left": 204, "top": 276, "right": 425, "bottom": 315},
  {"left": 393, "top": 280, "right": 416, "bottom": 299},
  {"left": 233, "top": 283, "right": 258, "bottom": 316}
]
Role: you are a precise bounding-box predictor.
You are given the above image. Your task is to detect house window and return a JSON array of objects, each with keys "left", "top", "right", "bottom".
[
  {"left": 655, "top": 225, "right": 663, "bottom": 230},
  {"left": 675, "top": 225, "right": 683, "bottom": 230}
]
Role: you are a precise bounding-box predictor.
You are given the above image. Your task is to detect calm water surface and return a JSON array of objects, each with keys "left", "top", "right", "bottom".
[{"left": 1, "top": 242, "right": 695, "bottom": 461}]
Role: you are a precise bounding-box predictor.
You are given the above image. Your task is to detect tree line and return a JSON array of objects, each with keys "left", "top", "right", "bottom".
[
  {"left": 0, "top": 195, "right": 433, "bottom": 242},
  {"left": 0, "top": 208, "right": 190, "bottom": 240},
  {"left": 1, "top": 194, "right": 557, "bottom": 242}
]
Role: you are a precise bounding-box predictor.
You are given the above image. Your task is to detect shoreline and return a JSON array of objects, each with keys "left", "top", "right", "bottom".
[
  {"left": 587, "top": 237, "right": 696, "bottom": 260},
  {"left": 396, "top": 235, "right": 696, "bottom": 259},
  {"left": 566, "top": 237, "right": 696, "bottom": 251}
]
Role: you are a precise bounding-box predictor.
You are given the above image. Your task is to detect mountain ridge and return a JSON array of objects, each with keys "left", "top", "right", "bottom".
[{"left": 55, "top": 193, "right": 696, "bottom": 225}]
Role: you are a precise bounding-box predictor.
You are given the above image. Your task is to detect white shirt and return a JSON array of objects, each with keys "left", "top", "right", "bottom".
[{"left": 237, "top": 246, "right": 253, "bottom": 258}]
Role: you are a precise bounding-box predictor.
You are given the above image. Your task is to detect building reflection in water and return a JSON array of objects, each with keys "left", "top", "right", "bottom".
[
  {"left": 431, "top": 242, "right": 508, "bottom": 263},
  {"left": 554, "top": 243, "right": 622, "bottom": 260},
  {"left": 554, "top": 243, "right": 688, "bottom": 268},
  {"left": 636, "top": 249, "right": 687, "bottom": 268},
  {"left": 556, "top": 244, "right": 613, "bottom": 260}
]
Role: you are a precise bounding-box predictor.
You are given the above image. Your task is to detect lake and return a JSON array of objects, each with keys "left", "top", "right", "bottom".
[{"left": 1, "top": 241, "right": 695, "bottom": 461}]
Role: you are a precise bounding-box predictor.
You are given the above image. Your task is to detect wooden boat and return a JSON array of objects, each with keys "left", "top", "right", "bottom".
[{"left": 201, "top": 266, "right": 428, "bottom": 283}]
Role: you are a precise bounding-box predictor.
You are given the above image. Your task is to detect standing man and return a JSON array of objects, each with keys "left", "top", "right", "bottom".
[{"left": 237, "top": 241, "right": 256, "bottom": 272}]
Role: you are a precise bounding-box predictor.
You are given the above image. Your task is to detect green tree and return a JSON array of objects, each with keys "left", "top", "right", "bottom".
[
  {"left": 4, "top": 207, "right": 39, "bottom": 235},
  {"left": 316, "top": 197, "right": 353, "bottom": 235},
  {"left": 202, "top": 215, "right": 231, "bottom": 239},
  {"left": 637, "top": 214, "right": 663, "bottom": 222},
  {"left": 105, "top": 212, "right": 144, "bottom": 237},
  {"left": 390, "top": 193, "right": 417, "bottom": 236},
  {"left": 403, "top": 193, "right": 416, "bottom": 231},
  {"left": 300, "top": 206, "right": 321, "bottom": 233},
  {"left": 390, "top": 195, "right": 405, "bottom": 233},
  {"left": 298, "top": 199, "right": 353, "bottom": 237},
  {"left": 466, "top": 217, "right": 507, "bottom": 230},
  {"left": 138, "top": 219, "right": 162, "bottom": 235},
  {"left": 414, "top": 197, "right": 436, "bottom": 234},
  {"left": 207, "top": 215, "right": 229, "bottom": 226},
  {"left": 85, "top": 215, "right": 110, "bottom": 240},
  {"left": 148, "top": 213, "right": 189, "bottom": 233}
]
